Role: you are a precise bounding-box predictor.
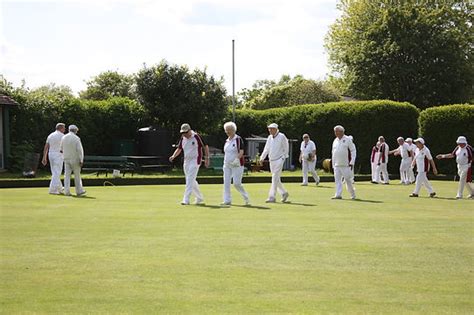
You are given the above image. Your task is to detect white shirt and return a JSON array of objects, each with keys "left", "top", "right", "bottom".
[
  {"left": 332, "top": 135, "right": 356, "bottom": 167},
  {"left": 60, "top": 132, "right": 84, "bottom": 163},
  {"left": 398, "top": 142, "right": 410, "bottom": 159},
  {"left": 452, "top": 145, "right": 473, "bottom": 166},
  {"left": 46, "top": 130, "right": 64, "bottom": 153},
  {"left": 409, "top": 144, "right": 417, "bottom": 159},
  {"left": 414, "top": 146, "right": 433, "bottom": 173},
  {"left": 300, "top": 140, "right": 316, "bottom": 158},
  {"left": 378, "top": 142, "right": 389, "bottom": 163},
  {"left": 261, "top": 132, "right": 289, "bottom": 161},
  {"left": 178, "top": 131, "right": 205, "bottom": 165},
  {"left": 224, "top": 135, "right": 244, "bottom": 166}
]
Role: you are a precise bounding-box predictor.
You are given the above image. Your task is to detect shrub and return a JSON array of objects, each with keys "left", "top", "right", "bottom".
[{"left": 419, "top": 104, "right": 474, "bottom": 174}]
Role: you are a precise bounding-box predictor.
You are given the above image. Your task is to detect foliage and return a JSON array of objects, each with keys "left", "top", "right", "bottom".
[
  {"left": 239, "top": 75, "right": 341, "bottom": 109},
  {"left": 79, "top": 71, "right": 136, "bottom": 100},
  {"left": 325, "top": 1, "right": 474, "bottom": 108},
  {"left": 136, "top": 61, "right": 228, "bottom": 137},
  {"left": 419, "top": 104, "right": 474, "bottom": 174}
]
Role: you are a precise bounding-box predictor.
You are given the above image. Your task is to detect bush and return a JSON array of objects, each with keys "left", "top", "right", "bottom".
[
  {"left": 231, "top": 100, "right": 420, "bottom": 173},
  {"left": 419, "top": 104, "right": 474, "bottom": 174}
]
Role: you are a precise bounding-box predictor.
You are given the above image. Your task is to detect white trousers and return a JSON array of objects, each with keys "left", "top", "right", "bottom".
[
  {"left": 399, "top": 158, "right": 411, "bottom": 184},
  {"left": 223, "top": 165, "right": 249, "bottom": 203},
  {"left": 302, "top": 159, "right": 319, "bottom": 184},
  {"left": 371, "top": 162, "right": 378, "bottom": 182},
  {"left": 64, "top": 159, "right": 84, "bottom": 195},
  {"left": 48, "top": 152, "right": 63, "bottom": 193},
  {"left": 334, "top": 166, "right": 356, "bottom": 198},
  {"left": 413, "top": 172, "right": 434, "bottom": 195},
  {"left": 376, "top": 163, "right": 389, "bottom": 183},
  {"left": 268, "top": 158, "right": 287, "bottom": 199},
  {"left": 183, "top": 162, "right": 203, "bottom": 203},
  {"left": 408, "top": 161, "right": 415, "bottom": 183},
  {"left": 457, "top": 164, "right": 474, "bottom": 198}
]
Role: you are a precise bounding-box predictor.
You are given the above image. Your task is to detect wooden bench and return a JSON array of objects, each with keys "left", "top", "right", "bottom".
[{"left": 82, "top": 155, "right": 136, "bottom": 177}]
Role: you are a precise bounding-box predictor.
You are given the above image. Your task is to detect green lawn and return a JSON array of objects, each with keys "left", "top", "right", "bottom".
[{"left": 1, "top": 181, "right": 473, "bottom": 314}]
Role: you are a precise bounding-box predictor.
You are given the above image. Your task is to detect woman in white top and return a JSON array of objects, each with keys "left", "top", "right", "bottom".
[
  {"left": 299, "top": 133, "right": 320, "bottom": 186},
  {"left": 222, "top": 122, "right": 250, "bottom": 206}
]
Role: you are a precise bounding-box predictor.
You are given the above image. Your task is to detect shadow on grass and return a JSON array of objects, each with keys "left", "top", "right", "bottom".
[
  {"left": 283, "top": 201, "right": 317, "bottom": 207},
  {"left": 71, "top": 195, "right": 96, "bottom": 199},
  {"left": 350, "top": 198, "right": 383, "bottom": 203},
  {"left": 232, "top": 204, "right": 272, "bottom": 210}
]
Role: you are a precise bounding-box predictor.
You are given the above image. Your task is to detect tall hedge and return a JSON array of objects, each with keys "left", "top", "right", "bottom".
[
  {"left": 232, "top": 100, "right": 420, "bottom": 174},
  {"left": 419, "top": 104, "right": 474, "bottom": 175},
  {"left": 9, "top": 97, "right": 148, "bottom": 170}
]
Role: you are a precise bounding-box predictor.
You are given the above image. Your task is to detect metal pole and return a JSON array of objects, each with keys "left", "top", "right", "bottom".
[{"left": 232, "top": 39, "right": 235, "bottom": 122}]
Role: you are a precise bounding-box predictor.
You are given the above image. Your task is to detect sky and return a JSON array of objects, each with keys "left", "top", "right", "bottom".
[{"left": 0, "top": 0, "right": 341, "bottom": 95}]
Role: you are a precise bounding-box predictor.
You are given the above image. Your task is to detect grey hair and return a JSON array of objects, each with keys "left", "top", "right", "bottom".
[
  {"left": 334, "top": 125, "right": 345, "bottom": 132},
  {"left": 223, "top": 121, "right": 237, "bottom": 132},
  {"left": 56, "top": 123, "right": 65, "bottom": 130}
]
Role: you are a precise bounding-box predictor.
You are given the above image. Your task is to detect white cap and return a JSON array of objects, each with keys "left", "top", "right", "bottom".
[
  {"left": 68, "top": 124, "right": 79, "bottom": 132},
  {"left": 397, "top": 137, "right": 404, "bottom": 141},
  {"left": 406, "top": 137, "right": 413, "bottom": 142},
  {"left": 180, "top": 123, "right": 191, "bottom": 133},
  {"left": 56, "top": 123, "right": 65, "bottom": 129},
  {"left": 414, "top": 137, "right": 425, "bottom": 145},
  {"left": 456, "top": 136, "right": 467, "bottom": 144},
  {"left": 267, "top": 123, "right": 278, "bottom": 129}
]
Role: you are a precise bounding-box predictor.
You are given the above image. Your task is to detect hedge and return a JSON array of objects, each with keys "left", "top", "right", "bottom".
[
  {"left": 419, "top": 104, "right": 474, "bottom": 175},
  {"left": 9, "top": 97, "right": 148, "bottom": 170},
  {"left": 232, "top": 100, "right": 420, "bottom": 174}
]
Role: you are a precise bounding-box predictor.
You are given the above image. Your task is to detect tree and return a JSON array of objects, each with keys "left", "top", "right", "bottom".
[
  {"left": 135, "top": 61, "right": 228, "bottom": 136},
  {"left": 79, "top": 71, "right": 135, "bottom": 100},
  {"left": 239, "top": 75, "right": 340, "bottom": 110},
  {"left": 325, "top": 0, "right": 474, "bottom": 109}
]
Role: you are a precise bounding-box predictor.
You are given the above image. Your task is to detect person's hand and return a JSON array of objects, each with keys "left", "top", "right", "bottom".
[
  {"left": 436, "top": 154, "right": 443, "bottom": 160},
  {"left": 433, "top": 168, "right": 438, "bottom": 175},
  {"left": 299, "top": 157, "right": 302, "bottom": 163},
  {"left": 204, "top": 157, "right": 210, "bottom": 168},
  {"left": 169, "top": 155, "right": 175, "bottom": 162},
  {"left": 349, "top": 164, "right": 353, "bottom": 170},
  {"left": 41, "top": 157, "right": 47, "bottom": 166}
]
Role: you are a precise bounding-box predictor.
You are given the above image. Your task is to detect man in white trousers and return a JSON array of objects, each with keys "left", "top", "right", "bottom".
[
  {"left": 406, "top": 138, "right": 416, "bottom": 183},
  {"left": 331, "top": 125, "right": 356, "bottom": 199},
  {"left": 221, "top": 121, "right": 250, "bottom": 206},
  {"left": 376, "top": 136, "right": 390, "bottom": 184},
  {"left": 42, "top": 123, "right": 65, "bottom": 194},
  {"left": 60, "top": 125, "right": 86, "bottom": 197},
  {"left": 260, "top": 123, "right": 289, "bottom": 203},
  {"left": 389, "top": 137, "right": 412, "bottom": 185},
  {"left": 410, "top": 138, "right": 437, "bottom": 198},
  {"left": 299, "top": 133, "right": 320, "bottom": 186},
  {"left": 169, "top": 123, "right": 209, "bottom": 205},
  {"left": 436, "top": 136, "right": 473, "bottom": 199},
  {"left": 370, "top": 141, "right": 380, "bottom": 184}
]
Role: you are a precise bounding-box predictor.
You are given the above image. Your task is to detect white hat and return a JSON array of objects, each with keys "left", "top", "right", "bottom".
[
  {"left": 267, "top": 123, "right": 278, "bottom": 129},
  {"left": 456, "top": 136, "right": 467, "bottom": 144},
  {"left": 406, "top": 137, "right": 413, "bottom": 142},
  {"left": 397, "top": 137, "right": 404, "bottom": 141},
  {"left": 180, "top": 123, "right": 191, "bottom": 133},
  {"left": 68, "top": 124, "right": 79, "bottom": 132},
  {"left": 414, "top": 137, "right": 425, "bottom": 145}
]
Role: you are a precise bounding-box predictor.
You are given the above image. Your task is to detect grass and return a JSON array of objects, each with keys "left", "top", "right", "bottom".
[{"left": 1, "top": 181, "right": 473, "bottom": 314}]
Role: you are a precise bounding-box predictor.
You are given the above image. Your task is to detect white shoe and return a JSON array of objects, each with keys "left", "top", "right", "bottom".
[
  {"left": 456, "top": 196, "right": 462, "bottom": 199},
  {"left": 220, "top": 202, "right": 231, "bottom": 206},
  {"left": 244, "top": 200, "right": 251, "bottom": 206},
  {"left": 181, "top": 201, "right": 190, "bottom": 205},
  {"left": 300, "top": 183, "right": 308, "bottom": 186},
  {"left": 315, "top": 179, "right": 320, "bottom": 186},
  {"left": 281, "top": 192, "right": 289, "bottom": 202},
  {"left": 331, "top": 196, "right": 342, "bottom": 200},
  {"left": 468, "top": 195, "right": 474, "bottom": 199},
  {"left": 195, "top": 198, "right": 205, "bottom": 205},
  {"left": 351, "top": 195, "right": 356, "bottom": 200},
  {"left": 265, "top": 198, "right": 276, "bottom": 203},
  {"left": 77, "top": 191, "right": 87, "bottom": 197}
]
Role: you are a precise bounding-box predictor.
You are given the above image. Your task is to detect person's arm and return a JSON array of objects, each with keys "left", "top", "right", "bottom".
[
  {"left": 388, "top": 147, "right": 400, "bottom": 155},
  {"left": 42, "top": 142, "right": 49, "bottom": 166},
  {"left": 436, "top": 153, "right": 455, "bottom": 160},
  {"left": 77, "top": 138, "right": 84, "bottom": 167},
  {"left": 282, "top": 134, "right": 289, "bottom": 159},
  {"left": 260, "top": 137, "right": 270, "bottom": 162},
  {"left": 349, "top": 140, "right": 356, "bottom": 166},
  {"left": 204, "top": 144, "right": 210, "bottom": 167},
  {"left": 169, "top": 148, "right": 182, "bottom": 162},
  {"left": 430, "top": 159, "right": 438, "bottom": 175}
]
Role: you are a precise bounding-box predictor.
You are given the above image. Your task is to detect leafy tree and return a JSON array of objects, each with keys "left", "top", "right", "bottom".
[
  {"left": 79, "top": 71, "right": 135, "bottom": 100},
  {"left": 135, "top": 61, "right": 228, "bottom": 136},
  {"left": 239, "top": 75, "right": 340, "bottom": 109},
  {"left": 326, "top": 0, "right": 474, "bottom": 108}
]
